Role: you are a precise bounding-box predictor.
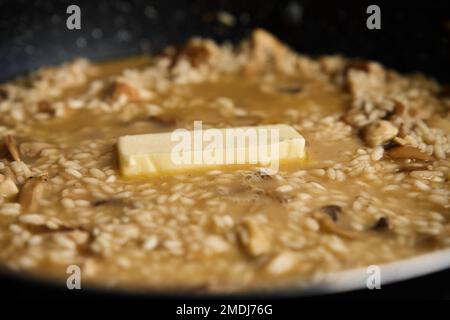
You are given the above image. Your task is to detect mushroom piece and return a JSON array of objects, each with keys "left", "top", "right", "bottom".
[
  {"left": 372, "top": 217, "right": 391, "bottom": 231},
  {"left": 382, "top": 136, "right": 409, "bottom": 150},
  {"left": 0, "top": 174, "right": 19, "bottom": 198},
  {"left": 3, "top": 135, "right": 32, "bottom": 177},
  {"left": 320, "top": 205, "right": 342, "bottom": 222},
  {"left": 1, "top": 166, "right": 18, "bottom": 185},
  {"left": 361, "top": 120, "right": 399, "bottom": 147},
  {"left": 91, "top": 197, "right": 137, "bottom": 208},
  {"left": 236, "top": 218, "right": 271, "bottom": 257},
  {"left": 4, "top": 135, "right": 21, "bottom": 162},
  {"left": 91, "top": 198, "right": 124, "bottom": 207},
  {"left": 313, "top": 211, "right": 364, "bottom": 240},
  {"left": 386, "top": 146, "right": 434, "bottom": 161},
  {"left": 243, "top": 29, "right": 288, "bottom": 75},
  {"left": 19, "top": 175, "right": 48, "bottom": 213}
]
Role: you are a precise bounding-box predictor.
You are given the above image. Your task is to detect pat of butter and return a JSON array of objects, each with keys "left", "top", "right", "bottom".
[{"left": 118, "top": 124, "right": 306, "bottom": 177}]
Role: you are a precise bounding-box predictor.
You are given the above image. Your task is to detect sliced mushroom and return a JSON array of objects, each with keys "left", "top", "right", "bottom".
[
  {"left": 372, "top": 217, "right": 391, "bottom": 231},
  {"left": 320, "top": 205, "right": 342, "bottom": 222},
  {"left": 386, "top": 146, "right": 434, "bottom": 161},
  {"left": 397, "top": 164, "right": 430, "bottom": 173},
  {"left": 0, "top": 174, "right": 18, "bottom": 198},
  {"left": 243, "top": 29, "right": 288, "bottom": 75},
  {"left": 313, "top": 211, "right": 364, "bottom": 240},
  {"left": 92, "top": 198, "right": 142, "bottom": 210},
  {"left": 2, "top": 166, "right": 18, "bottom": 185},
  {"left": 3, "top": 135, "right": 32, "bottom": 177},
  {"left": 4, "top": 135, "right": 21, "bottom": 162},
  {"left": 19, "top": 174, "right": 48, "bottom": 213},
  {"left": 392, "top": 136, "right": 408, "bottom": 146},
  {"left": 91, "top": 198, "right": 122, "bottom": 206},
  {"left": 383, "top": 137, "right": 408, "bottom": 150},
  {"left": 361, "top": 120, "right": 399, "bottom": 147},
  {"left": 382, "top": 139, "right": 399, "bottom": 151},
  {"left": 236, "top": 218, "right": 271, "bottom": 257}
]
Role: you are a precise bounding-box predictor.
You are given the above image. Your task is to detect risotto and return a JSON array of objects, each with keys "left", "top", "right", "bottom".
[{"left": 0, "top": 29, "right": 449, "bottom": 292}]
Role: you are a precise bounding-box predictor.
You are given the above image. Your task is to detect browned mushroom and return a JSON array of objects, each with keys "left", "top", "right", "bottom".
[
  {"left": 4, "top": 135, "right": 21, "bottom": 162},
  {"left": 372, "top": 217, "right": 391, "bottom": 231},
  {"left": 1, "top": 166, "right": 18, "bottom": 185},
  {"left": 91, "top": 198, "right": 123, "bottom": 206},
  {"left": 397, "top": 164, "right": 430, "bottom": 173},
  {"left": 386, "top": 146, "right": 434, "bottom": 161},
  {"left": 0, "top": 174, "right": 18, "bottom": 198},
  {"left": 243, "top": 29, "right": 288, "bottom": 75},
  {"left": 91, "top": 197, "right": 136, "bottom": 208},
  {"left": 313, "top": 211, "right": 364, "bottom": 240},
  {"left": 320, "top": 205, "right": 342, "bottom": 222},
  {"left": 236, "top": 218, "right": 272, "bottom": 257},
  {"left": 361, "top": 120, "right": 399, "bottom": 147},
  {"left": 382, "top": 139, "right": 398, "bottom": 151},
  {"left": 19, "top": 174, "right": 48, "bottom": 213}
]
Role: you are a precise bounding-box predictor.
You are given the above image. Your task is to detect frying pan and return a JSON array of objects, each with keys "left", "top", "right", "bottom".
[{"left": 0, "top": 0, "right": 449, "bottom": 299}]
